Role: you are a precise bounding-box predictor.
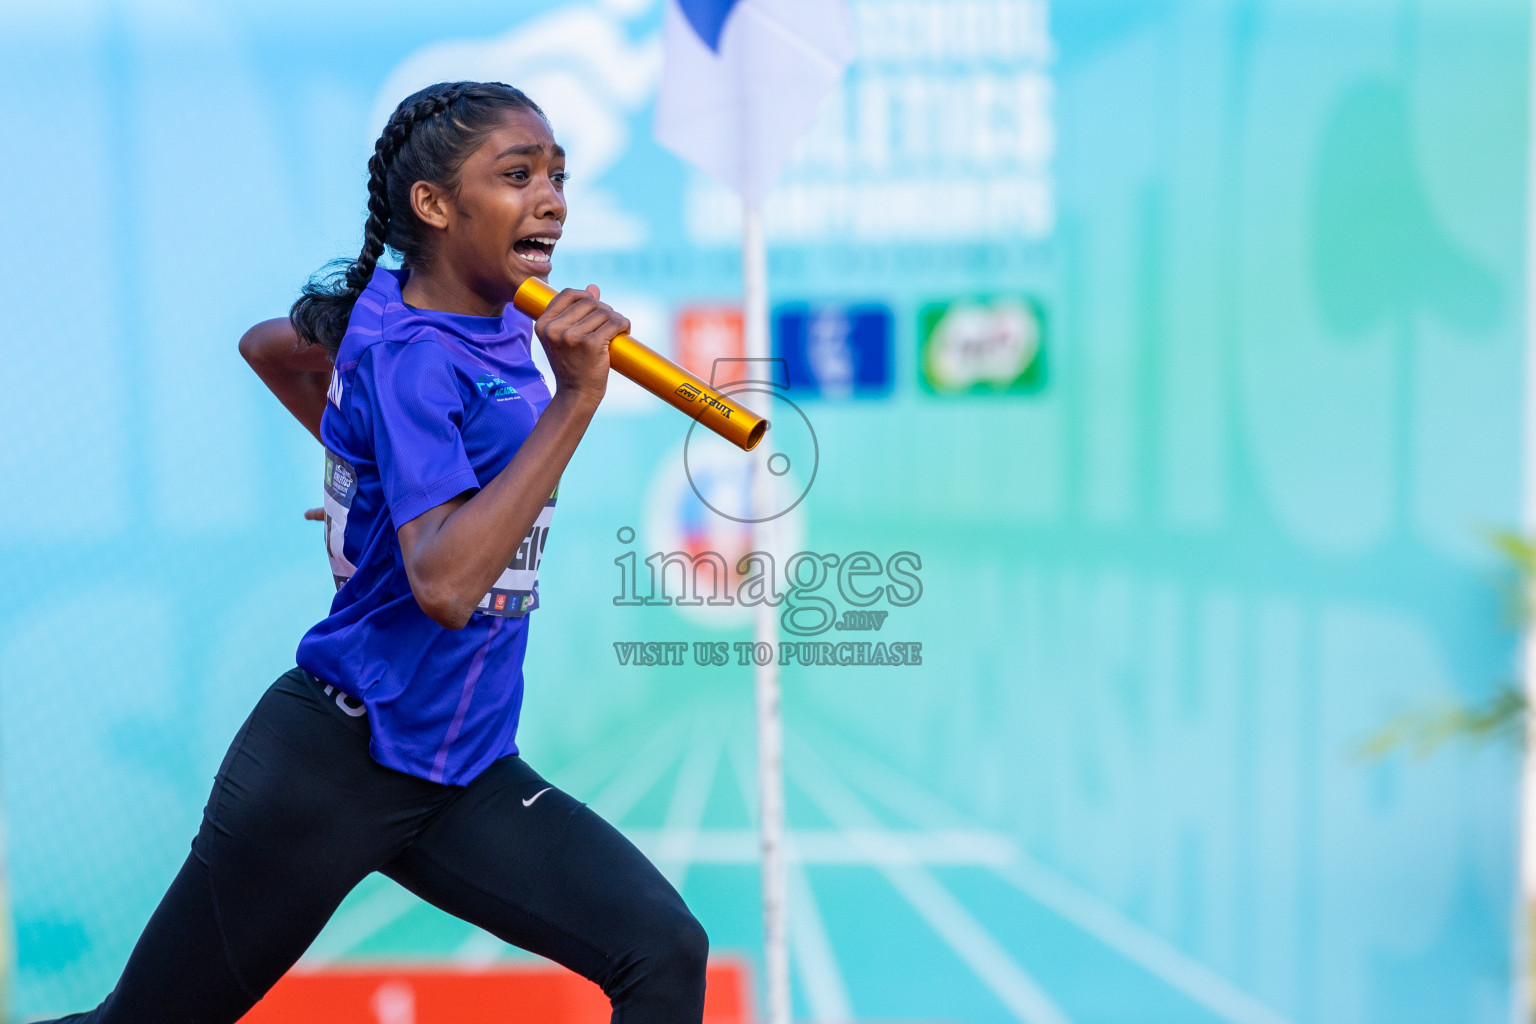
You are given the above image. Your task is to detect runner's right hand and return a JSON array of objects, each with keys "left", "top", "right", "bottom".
[{"left": 534, "top": 284, "right": 625, "bottom": 403}]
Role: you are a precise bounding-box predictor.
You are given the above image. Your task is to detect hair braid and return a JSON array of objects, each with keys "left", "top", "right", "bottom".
[
  {"left": 342, "top": 87, "right": 466, "bottom": 296},
  {"left": 290, "top": 81, "right": 543, "bottom": 356}
]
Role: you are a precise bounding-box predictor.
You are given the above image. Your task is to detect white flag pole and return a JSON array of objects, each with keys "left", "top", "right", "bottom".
[{"left": 744, "top": 202, "right": 791, "bottom": 1024}]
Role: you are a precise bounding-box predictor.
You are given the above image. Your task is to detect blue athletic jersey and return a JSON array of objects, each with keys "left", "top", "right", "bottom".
[{"left": 296, "top": 267, "right": 555, "bottom": 785}]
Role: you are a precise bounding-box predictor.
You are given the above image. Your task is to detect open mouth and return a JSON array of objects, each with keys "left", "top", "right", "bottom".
[{"left": 512, "top": 235, "right": 558, "bottom": 266}]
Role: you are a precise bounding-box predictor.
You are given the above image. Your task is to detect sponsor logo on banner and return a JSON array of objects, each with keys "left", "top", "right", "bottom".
[
  {"left": 918, "top": 296, "right": 1047, "bottom": 395},
  {"left": 675, "top": 306, "right": 744, "bottom": 380},
  {"left": 774, "top": 303, "right": 894, "bottom": 399}
]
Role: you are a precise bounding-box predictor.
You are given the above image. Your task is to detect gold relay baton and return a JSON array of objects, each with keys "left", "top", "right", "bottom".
[{"left": 513, "top": 278, "right": 769, "bottom": 452}]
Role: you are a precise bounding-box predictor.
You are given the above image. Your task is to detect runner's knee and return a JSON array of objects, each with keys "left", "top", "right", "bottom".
[{"left": 646, "top": 900, "right": 709, "bottom": 979}]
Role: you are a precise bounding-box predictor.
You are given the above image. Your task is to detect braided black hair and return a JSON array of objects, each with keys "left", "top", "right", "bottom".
[{"left": 290, "top": 81, "right": 548, "bottom": 355}]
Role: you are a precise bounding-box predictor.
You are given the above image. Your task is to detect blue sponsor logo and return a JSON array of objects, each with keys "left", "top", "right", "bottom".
[{"left": 773, "top": 303, "right": 894, "bottom": 399}]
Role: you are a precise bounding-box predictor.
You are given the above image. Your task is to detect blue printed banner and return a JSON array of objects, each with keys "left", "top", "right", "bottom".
[{"left": 773, "top": 303, "right": 894, "bottom": 399}]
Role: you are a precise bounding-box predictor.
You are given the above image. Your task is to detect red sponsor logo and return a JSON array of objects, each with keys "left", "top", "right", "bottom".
[
  {"left": 675, "top": 307, "right": 743, "bottom": 381},
  {"left": 493, "top": 594, "right": 508, "bottom": 611}
]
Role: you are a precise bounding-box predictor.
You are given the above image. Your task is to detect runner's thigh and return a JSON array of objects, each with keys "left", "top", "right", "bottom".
[
  {"left": 116, "top": 671, "right": 437, "bottom": 1015},
  {"left": 383, "top": 755, "right": 698, "bottom": 987}
]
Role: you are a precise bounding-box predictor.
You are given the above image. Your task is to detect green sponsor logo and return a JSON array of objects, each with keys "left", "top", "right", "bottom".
[{"left": 918, "top": 295, "right": 1047, "bottom": 395}]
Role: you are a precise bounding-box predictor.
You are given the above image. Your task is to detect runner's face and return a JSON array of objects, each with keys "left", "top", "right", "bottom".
[{"left": 437, "top": 106, "right": 567, "bottom": 303}]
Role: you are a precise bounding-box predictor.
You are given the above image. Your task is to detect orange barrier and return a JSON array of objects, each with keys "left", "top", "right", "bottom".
[{"left": 241, "top": 960, "right": 752, "bottom": 1024}]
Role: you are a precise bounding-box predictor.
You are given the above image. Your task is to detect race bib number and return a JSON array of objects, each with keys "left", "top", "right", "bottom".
[
  {"left": 324, "top": 451, "right": 555, "bottom": 620},
  {"left": 475, "top": 487, "right": 557, "bottom": 619},
  {"left": 324, "top": 450, "right": 359, "bottom": 590}
]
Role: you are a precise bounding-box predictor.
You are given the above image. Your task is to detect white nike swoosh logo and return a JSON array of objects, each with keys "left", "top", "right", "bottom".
[{"left": 523, "top": 786, "right": 554, "bottom": 808}]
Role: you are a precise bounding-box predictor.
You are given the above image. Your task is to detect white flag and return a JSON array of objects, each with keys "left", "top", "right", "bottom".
[{"left": 654, "top": 0, "right": 856, "bottom": 204}]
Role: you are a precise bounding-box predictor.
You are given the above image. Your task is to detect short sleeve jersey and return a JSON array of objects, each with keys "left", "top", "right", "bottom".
[{"left": 296, "top": 267, "right": 555, "bottom": 785}]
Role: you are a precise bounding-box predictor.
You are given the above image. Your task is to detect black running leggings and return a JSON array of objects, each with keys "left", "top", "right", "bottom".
[{"left": 41, "top": 668, "right": 708, "bottom": 1024}]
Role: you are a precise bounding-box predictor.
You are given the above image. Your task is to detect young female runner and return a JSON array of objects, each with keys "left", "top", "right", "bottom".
[{"left": 41, "top": 81, "right": 708, "bottom": 1024}]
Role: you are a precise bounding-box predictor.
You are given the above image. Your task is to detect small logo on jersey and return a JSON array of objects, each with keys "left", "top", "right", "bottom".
[
  {"left": 476, "top": 374, "right": 522, "bottom": 402},
  {"left": 675, "top": 382, "right": 701, "bottom": 402},
  {"left": 493, "top": 594, "right": 508, "bottom": 611},
  {"left": 522, "top": 786, "right": 553, "bottom": 807}
]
